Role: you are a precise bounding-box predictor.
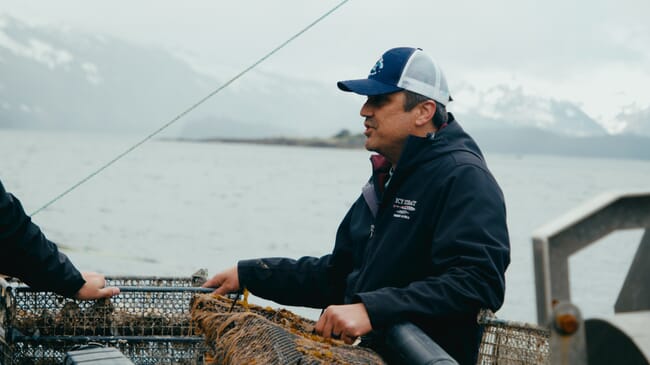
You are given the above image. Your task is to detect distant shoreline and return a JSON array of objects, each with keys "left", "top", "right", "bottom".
[
  {"left": 169, "top": 129, "right": 650, "bottom": 161},
  {"left": 173, "top": 135, "right": 366, "bottom": 149}
]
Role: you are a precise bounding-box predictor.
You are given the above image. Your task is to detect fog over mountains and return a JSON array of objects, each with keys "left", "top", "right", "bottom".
[
  {"left": 1, "top": 15, "right": 648, "bottom": 159},
  {"left": 0, "top": 15, "right": 357, "bottom": 139}
]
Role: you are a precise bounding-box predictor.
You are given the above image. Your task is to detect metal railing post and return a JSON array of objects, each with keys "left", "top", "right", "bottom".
[{"left": 532, "top": 191, "right": 650, "bottom": 365}]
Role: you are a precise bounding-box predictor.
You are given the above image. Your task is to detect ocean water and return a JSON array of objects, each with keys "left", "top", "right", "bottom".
[{"left": 1, "top": 129, "right": 649, "bottom": 323}]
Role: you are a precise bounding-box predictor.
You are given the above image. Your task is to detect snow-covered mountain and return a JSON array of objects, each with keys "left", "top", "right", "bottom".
[
  {"left": 616, "top": 104, "right": 650, "bottom": 136},
  {"left": 0, "top": 15, "right": 359, "bottom": 138},
  {"left": 451, "top": 83, "right": 609, "bottom": 137},
  {"left": 1, "top": 15, "right": 647, "bottom": 143}
]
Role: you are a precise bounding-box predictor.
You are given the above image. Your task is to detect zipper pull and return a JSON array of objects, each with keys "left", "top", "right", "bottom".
[{"left": 369, "top": 224, "right": 375, "bottom": 240}]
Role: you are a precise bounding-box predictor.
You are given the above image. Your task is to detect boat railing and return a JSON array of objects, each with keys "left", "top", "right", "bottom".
[{"left": 532, "top": 191, "right": 650, "bottom": 364}]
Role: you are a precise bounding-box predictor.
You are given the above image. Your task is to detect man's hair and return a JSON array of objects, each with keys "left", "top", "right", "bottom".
[{"left": 403, "top": 90, "right": 448, "bottom": 128}]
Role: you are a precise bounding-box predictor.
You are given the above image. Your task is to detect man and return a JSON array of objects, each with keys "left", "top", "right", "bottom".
[
  {"left": 1, "top": 179, "right": 119, "bottom": 299},
  {"left": 203, "top": 47, "right": 510, "bottom": 364}
]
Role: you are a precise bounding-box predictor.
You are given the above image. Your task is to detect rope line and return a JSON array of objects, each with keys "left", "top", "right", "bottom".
[{"left": 31, "top": 0, "right": 350, "bottom": 216}]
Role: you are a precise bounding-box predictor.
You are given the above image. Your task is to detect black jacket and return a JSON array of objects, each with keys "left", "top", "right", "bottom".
[
  {"left": 239, "top": 116, "right": 510, "bottom": 364},
  {"left": 0, "top": 179, "right": 85, "bottom": 297}
]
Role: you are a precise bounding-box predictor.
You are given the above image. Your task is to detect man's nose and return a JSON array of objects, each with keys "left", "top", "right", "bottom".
[{"left": 360, "top": 102, "right": 373, "bottom": 118}]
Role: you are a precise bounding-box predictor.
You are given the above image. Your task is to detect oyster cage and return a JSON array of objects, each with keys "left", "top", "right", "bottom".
[
  {"left": 1, "top": 274, "right": 214, "bottom": 365},
  {"left": 477, "top": 310, "right": 550, "bottom": 365}
]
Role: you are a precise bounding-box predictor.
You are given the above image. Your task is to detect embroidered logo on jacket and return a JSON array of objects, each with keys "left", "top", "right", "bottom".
[{"left": 392, "top": 197, "right": 417, "bottom": 220}]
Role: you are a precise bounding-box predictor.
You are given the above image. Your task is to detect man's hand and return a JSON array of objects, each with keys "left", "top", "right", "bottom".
[
  {"left": 315, "top": 303, "right": 372, "bottom": 344},
  {"left": 202, "top": 266, "right": 240, "bottom": 295},
  {"left": 75, "top": 272, "right": 120, "bottom": 300}
]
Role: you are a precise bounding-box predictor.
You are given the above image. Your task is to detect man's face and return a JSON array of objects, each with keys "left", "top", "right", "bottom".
[{"left": 360, "top": 91, "right": 418, "bottom": 163}]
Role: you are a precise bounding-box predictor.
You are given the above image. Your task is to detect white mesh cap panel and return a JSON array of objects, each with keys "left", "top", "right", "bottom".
[{"left": 397, "top": 50, "right": 451, "bottom": 105}]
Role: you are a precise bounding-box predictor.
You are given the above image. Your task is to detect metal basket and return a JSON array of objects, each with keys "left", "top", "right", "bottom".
[
  {"left": 1, "top": 274, "right": 212, "bottom": 365},
  {"left": 477, "top": 310, "right": 550, "bottom": 365},
  {"left": 105, "top": 273, "right": 208, "bottom": 288}
]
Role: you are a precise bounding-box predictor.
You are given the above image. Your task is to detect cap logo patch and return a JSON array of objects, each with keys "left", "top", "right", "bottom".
[{"left": 369, "top": 57, "right": 384, "bottom": 76}]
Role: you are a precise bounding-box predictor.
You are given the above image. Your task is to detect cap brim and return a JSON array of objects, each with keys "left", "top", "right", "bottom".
[{"left": 337, "top": 79, "right": 403, "bottom": 96}]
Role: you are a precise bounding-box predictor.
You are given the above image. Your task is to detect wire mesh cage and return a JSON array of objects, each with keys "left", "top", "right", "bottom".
[
  {"left": 477, "top": 310, "right": 550, "bottom": 365},
  {"left": 1, "top": 274, "right": 212, "bottom": 365},
  {"left": 2, "top": 275, "right": 554, "bottom": 365},
  {"left": 105, "top": 273, "right": 208, "bottom": 288},
  {"left": 10, "top": 338, "right": 208, "bottom": 365}
]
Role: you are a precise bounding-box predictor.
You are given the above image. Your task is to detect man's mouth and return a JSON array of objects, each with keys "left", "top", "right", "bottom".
[{"left": 364, "top": 121, "right": 374, "bottom": 136}]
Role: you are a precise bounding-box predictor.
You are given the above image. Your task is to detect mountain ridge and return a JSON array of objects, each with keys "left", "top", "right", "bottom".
[{"left": 1, "top": 14, "right": 648, "bottom": 160}]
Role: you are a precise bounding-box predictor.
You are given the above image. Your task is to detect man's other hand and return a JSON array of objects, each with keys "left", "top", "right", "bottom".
[
  {"left": 75, "top": 272, "right": 120, "bottom": 300},
  {"left": 315, "top": 303, "right": 372, "bottom": 344}
]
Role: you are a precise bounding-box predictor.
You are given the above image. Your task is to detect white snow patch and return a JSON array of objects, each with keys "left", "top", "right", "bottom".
[
  {"left": 81, "top": 61, "right": 103, "bottom": 84},
  {"left": 457, "top": 64, "right": 650, "bottom": 134},
  {"left": 565, "top": 108, "right": 576, "bottom": 118},
  {"left": 28, "top": 38, "right": 73, "bottom": 68},
  {"left": 0, "top": 30, "right": 74, "bottom": 69}
]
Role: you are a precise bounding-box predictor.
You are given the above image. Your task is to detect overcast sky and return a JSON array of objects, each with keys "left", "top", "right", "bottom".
[{"left": 1, "top": 0, "right": 649, "bottom": 133}]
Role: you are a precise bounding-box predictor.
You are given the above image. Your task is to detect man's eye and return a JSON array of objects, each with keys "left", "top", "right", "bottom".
[{"left": 368, "top": 95, "right": 388, "bottom": 106}]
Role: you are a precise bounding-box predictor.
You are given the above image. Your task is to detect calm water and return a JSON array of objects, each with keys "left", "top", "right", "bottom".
[{"left": 1, "top": 129, "right": 649, "bottom": 323}]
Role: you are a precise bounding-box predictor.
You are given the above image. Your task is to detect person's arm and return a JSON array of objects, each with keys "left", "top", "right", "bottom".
[
  {"left": 203, "top": 257, "right": 370, "bottom": 345},
  {"left": 356, "top": 166, "right": 510, "bottom": 331},
  {"left": 1, "top": 181, "right": 118, "bottom": 299},
  {"left": 238, "top": 202, "right": 360, "bottom": 308},
  {"left": 204, "top": 254, "right": 346, "bottom": 307},
  {"left": 204, "top": 201, "right": 360, "bottom": 307}
]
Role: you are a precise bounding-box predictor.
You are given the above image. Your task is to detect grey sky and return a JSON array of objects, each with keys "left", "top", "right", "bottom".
[{"left": 1, "top": 0, "right": 649, "bottom": 132}]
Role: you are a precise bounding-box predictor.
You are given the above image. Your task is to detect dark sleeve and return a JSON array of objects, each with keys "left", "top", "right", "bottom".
[
  {"left": 238, "top": 256, "right": 335, "bottom": 308},
  {"left": 237, "top": 202, "right": 358, "bottom": 308},
  {"left": 356, "top": 166, "right": 510, "bottom": 329},
  {"left": 0, "top": 181, "right": 85, "bottom": 297}
]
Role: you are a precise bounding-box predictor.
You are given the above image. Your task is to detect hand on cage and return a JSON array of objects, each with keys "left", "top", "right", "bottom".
[
  {"left": 75, "top": 272, "right": 120, "bottom": 300},
  {"left": 202, "top": 266, "right": 240, "bottom": 296},
  {"left": 315, "top": 303, "right": 372, "bottom": 345}
]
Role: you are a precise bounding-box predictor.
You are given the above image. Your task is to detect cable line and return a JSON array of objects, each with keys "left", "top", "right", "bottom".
[{"left": 31, "top": 0, "right": 350, "bottom": 216}]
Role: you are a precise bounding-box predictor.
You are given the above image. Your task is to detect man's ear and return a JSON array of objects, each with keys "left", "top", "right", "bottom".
[{"left": 414, "top": 100, "right": 436, "bottom": 127}]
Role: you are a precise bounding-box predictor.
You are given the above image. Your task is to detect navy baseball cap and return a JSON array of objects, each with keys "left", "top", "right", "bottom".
[{"left": 337, "top": 47, "right": 452, "bottom": 106}]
